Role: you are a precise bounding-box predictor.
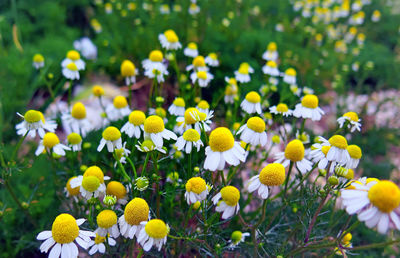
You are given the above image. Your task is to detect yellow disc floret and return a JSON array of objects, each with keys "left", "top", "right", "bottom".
[
  {"left": 193, "top": 56, "right": 206, "bottom": 67},
  {"left": 173, "top": 97, "right": 185, "bottom": 107},
  {"left": 51, "top": 214, "right": 79, "bottom": 244},
  {"left": 144, "top": 115, "right": 165, "bottom": 133},
  {"left": 24, "top": 110, "right": 41, "bottom": 123},
  {"left": 94, "top": 234, "right": 106, "bottom": 244},
  {"left": 67, "top": 133, "right": 82, "bottom": 145},
  {"left": 188, "top": 42, "right": 197, "bottom": 50},
  {"left": 342, "top": 233, "right": 352, "bottom": 244},
  {"left": 164, "top": 29, "right": 179, "bottom": 43},
  {"left": 209, "top": 127, "right": 234, "bottom": 152},
  {"left": 97, "top": 209, "right": 117, "bottom": 228},
  {"left": 84, "top": 166, "right": 105, "bottom": 183},
  {"left": 145, "top": 219, "right": 168, "bottom": 239},
  {"left": 186, "top": 177, "right": 206, "bottom": 194},
  {"left": 368, "top": 180, "right": 400, "bottom": 213},
  {"left": 149, "top": 50, "right": 163, "bottom": 62},
  {"left": 328, "top": 135, "right": 348, "bottom": 149},
  {"left": 66, "top": 177, "right": 80, "bottom": 196},
  {"left": 82, "top": 176, "right": 100, "bottom": 192},
  {"left": 106, "top": 181, "right": 127, "bottom": 199},
  {"left": 197, "top": 100, "right": 209, "bottom": 110},
  {"left": 238, "top": 63, "right": 250, "bottom": 74},
  {"left": 267, "top": 42, "right": 277, "bottom": 51},
  {"left": 197, "top": 71, "right": 207, "bottom": 80},
  {"left": 71, "top": 102, "right": 86, "bottom": 119},
  {"left": 246, "top": 117, "right": 266, "bottom": 133},
  {"left": 66, "top": 50, "right": 81, "bottom": 61},
  {"left": 43, "top": 133, "right": 60, "bottom": 148},
  {"left": 267, "top": 60, "right": 277, "bottom": 68},
  {"left": 343, "top": 112, "right": 359, "bottom": 122},
  {"left": 33, "top": 54, "right": 44, "bottom": 63},
  {"left": 220, "top": 186, "right": 240, "bottom": 206},
  {"left": 321, "top": 145, "right": 331, "bottom": 157},
  {"left": 124, "top": 198, "right": 149, "bottom": 225},
  {"left": 113, "top": 96, "right": 128, "bottom": 109},
  {"left": 259, "top": 163, "right": 286, "bottom": 186},
  {"left": 66, "top": 62, "right": 78, "bottom": 71},
  {"left": 183, "top": 129, "right": 200, "bottom": 142},
  {"left": 245, "top": 91, "right": 261, "bottom": 103},
  {"left": 347, "top": 145, "right": 362, "bottom": 159},
  {"left": 301, "top": 94, "right": 319, "bottom": 109},
  {"left": 102, "top": 126, "right": 121, "bottom": 141},
  {"left": 284, "top": 139, "right": 305, "bottom": 162},
  {"left": 285, "top": 68, "right": 296, "bottom": 76},
  {"left": 184, "top": 108, "right": 201, "bottom": 125},
  {"left": 129, "top": 110, "right": 146, "bottom": 125},
  {"left": 276, "top": 103, "right": 289, "bottom": 113},
  {"left": 92, "top": 85, "right": 105, "bottom": 97},
  {"left": 121, "top": 60, "right": 136, "bottom": 77}
]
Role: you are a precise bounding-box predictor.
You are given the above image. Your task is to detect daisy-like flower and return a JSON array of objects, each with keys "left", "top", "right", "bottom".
[
  {"left": 136, "top": 139, "right": 166, "bottom": 154},
  {"left": 70, "top": 166, "right": 109, "bottom": 200},
  {"left": 337, "top": 111, "right": 362, "bottom": 132},
  {"left": 188, "top": 2, "right": 200, "bottom": 15},
  {"left": 74, "top": 37, "right": 97, "bottom": 60},
  {"left": 371, "top": 10, "right": 381, "bottom": 22},
  {"left": 159, "top": 4, "right": 170, "bottom": 14},
  {"left": 119, "top": 198, "right": 150, "bottom": 239},
  {"left": 293, "top": 94, "right": 325, "bottom": 121},
  {"left": 186, "top": 55, "right": 208, "bottom": 72},
  {"left": 240, "top": 91, "right": 262, "bottom": 114},
  {"left": 283, "top": 68, "right": 296, "bottom": 84},
  {"left": 229, "top": 231, "right": 250, "bottom": 248},
  {"left": 275, "top": 139, "right": 313, "bottom": 174},
  {"left": 262, "top": 60, "right": 280, "bottom": 76},
  {"left": 185, "top": 177, "right": 209, "bottom": 204},
  {"left": 33, "top": 54, "right": 45, "bottom": 69},
  {"left": 96, "top": 209, "right": 120, "bottom": 238},
  {"left": 310, "top": 143, "right": 335, "bottom": 172},
  {"left": 92, "top": 85, "right": 105, "bottom": 98},
  {"left": 143, "top": 115, "right": 177, "bottom": 148},
  {"left": 248, "top": 163, "right": 286, "bottom": 199},
  {"left": 37, "top": 214, "right": 95, "bottom": 258},
  {"left": 235, "top": 62, "right": 254, "bottom": 83},
  {"left": 97, "top": 126, "right": 123, "bottom": 152},
  {"left": 61, "top": 50, "right": 85, "bottom": 70},
  {"left": 262, "top": 42, "right": 278, "bottom": 61},
  {"left": 326, "top": 135, "right": 350, "bottom": 164},
  {"left": 158, "top": 29, "right": 182, "bottom": 50},
  {"left": 212, "top": 186, "right": 240, "bottom": 219},
  {"left": 346, "top": 145, "right": 362, "bottom": 169},
  {"left": 121, "top": 110, "right": 146, "bottom": 138},
  {"left": 62, "top": 62, "right": 80, "bottom": 80},
  {"left": 87, "top": 233, "right": 116, "bottom": 255},
  {"left": 237, "top": 116, "right": 268, "bottom": 147},
  {"left": 62, "top": 102, "right": 92, "bottom": 137},
  {"left": 121, "top": 60, "right": 138, "bottom": 85},
  {"left": 106, "top": 96, "right": 131, "bottom": 121},
  {"left": 204, "top": 127, "right": 246, "bottom": 171},
  {"left": 16, "top": 110, "right": 57, "bottom": 138},
  {"left": 64, "top": 177, "right": 80, "bottom": 201},
  {"left": 142, "top": 50, "right": 169, "bottom": 83},
  {"left": 205, "top": 53, "right": 219, "bottom": 67},
  {"left": 183, "top": 42, "right": 199, "bottom": 58},
  {"left": 224, "top": 78, "right": 239, "bottom": 104},
  {"left": 67, "top": 133, "right": 82, "bottom": 152},
  {"left": 176, "top": 107, "right": 203, "bottom": 133},
  {"left": 35, "top": 132, "right": 71, "bottom": 156},
  {"left": 296, "top": 130, "right": 310, "bottom": 144},
  {"left": 135, "top": 177, "right": 150, "bottom": 192},
  {"left": 176, "top": 129, "right": 204, "bottom": 153},
  {"left": 269, "top": 103, "right": 293, "bottom": 117},
  {"left": 114, "top": 142, "right": 131, "bottom": 165},
  {"left": 290, "top": 84, "right": 302, "bottom": 96},
  {"left": 196, "top": 100, "right": 210, "bottom": 114},
  {"left": 168, "top": 97, "right": 186, "bottom": 116},
  {"left": 191, "top": 70, "right": 214, "bottom": 87},
  {"left": 340, "top": 179, "right": 400, "bottom": 234},
  {"left": 106, "top": 181, "right": 129, "bottom": 205}
]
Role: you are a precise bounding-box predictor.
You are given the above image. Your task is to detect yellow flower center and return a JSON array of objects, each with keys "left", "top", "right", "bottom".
[
  {"left": 231, "top": 231, "right": 243, "bottom": 243},
  {"left": 276, "top": 103, "right": 289, "bottom": 113},
  {"left": 368, "top": 181, "right": 400, "bottom": 213},
  {"left": 245, "top": 91, "right": 261, "bottom": 103},
  {"left": 342, "top": 233, "right": 352, "bottom": 244},
  {"left": 193, "top": 56, "right": 206, "bottom": 67},
  {"left": 184, "top": 108, "right": 201, "bottom": 125},
  {"left": 51, "top": 214, "right": 79, "bottom": 244},
  {"left": 272, "top": 135, "right": 280, "bottom": 144},
  {"left": 209, "top": 127, "right": 235, "bottom": 152},
  {"left": 220, "top": 186, "right": 240, "bottom": 206},
  {"left": 106, "top": 181, "right": 127, "bottom": 199},
  {"left": 246, "top": 117, "right": 265, "bottom": 133},
  {"left": 71, "top": 102, "right": 86, "bottom": 119},
  {"left": 183, "top": 129, "right": 200, "bottom": 142},
  {"left": 155, "top": 107, "right": 166, "bottom": 118},
  {"left": 285, "top": 68, "right": 296, "bottom": 77},
  {"left": 267, "top": 60, "right": 277, "bottom": 68},
  {"left": 102, "top": 127, "right": 121, "bottom": 142},
  {"left": 238, "top": 63, "right": 249, "bottom": 74},
  {"left": 33, "top": 54, "right": 44, "bottom": 63},
  {"left": 67, "top": 133, "right": 82, "bottom": 145},
  {"left": 173, "top": 97, "right": 185, "bottom": 107},
  {"left": 66, "top": 50, "right": 81, "bottom": 61},
  {"left": 343, "top": 112, "right": 359, "bottom": 122},
  {"left": 164, "top": 29, "right": 178, "bottom": 43},
  {"left": 145, "top": 219, "right": 168, "bottom": 239},
  {"left": 345, "top": 169, "right": 354, "bottom": 180},
  {"left": 124, "top": 198, "right": 149, "bottom": 225},
  {"left": 328, "top": 135, "right": 348, "bottom": 149},
  {"left": 197, "top": 100, "right": 209, "bottom": 109},
  {"left": 259, "top": 163, "right": 286, "bottom": 186},
  {"left": 197, "top": 71, "right": 207, "bottom": 80},
  {"left": 97, "top": 209, "right": 117, "bottom": 228},
  {"left": 121, "top": 60, "right": 136, "bottom": 77},
  {"left": 66, "top": 177, "right": 80, "bottom": 196},
  {"left": 208, "top": 53, "right": 217, "bottom": 60},
  {"left": 347, "top": 145, "right": 362, "bottom": 159},
  {"left": 267, "top": 42, "right": 277, "bottom": 51},
  {"left": 228, "top": 78, "right": 237, "bottom": 85},
  {"left": 129, "top": 110, "right": 146, "bottom": 125},
  {"left": 94, "top": 234, "right": 107, "bottom": 244},
  {"left": 284, "top": 139, "right": 305, "bottom": 162},
  {"left": 82, "top": 176, "right": 100, "bottom": 192},
  {"left": 185, "top": 177, "right": 206, "bottom": 194},
  {"left": 66, "top": 62, "right": 78, "bottom": 71},
  {"left": 43, "top": 133, "right": 60, "bottom": 148},
  {"left": 141, "top": 139, "right": 156, "bottom": 151},
  {"left": 113, "top": 96, "right": 128, "bottom": 109},
  {"left": 92, "top": 85, "right": 105, "bottom": 97},
  {"left": 321, "top": 145, "right": 331, "bottom": 157},
  {"left": 144, "top": 115, "right": 165, "bottom": 133},
  {"left": 188, "top": 42, "right": 197, "bottom": 50},
  {"left": 301, "top": 95, "right": 319, "bottom": 109},
  {"left": 149, "top": 50, "right": 163, "bottom": 62},
  {"left": 24, "top": 110, "right": 41, "bottom": 123},
  {"left": 84, "top": 166, "right": 105, "bottom": 183}
]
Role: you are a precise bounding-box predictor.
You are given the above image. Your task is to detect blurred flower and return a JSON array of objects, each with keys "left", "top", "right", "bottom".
[
  {"left": 32, "top": 54, "right": 44, "bottom": 69},
  {"left": 74, "top": 37, "right": 97, "bottom": 60}
]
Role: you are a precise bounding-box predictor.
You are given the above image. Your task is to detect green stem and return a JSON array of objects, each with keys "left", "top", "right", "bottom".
[
  {"left": 114, "top": 152, "right": 131, "bottom": 182},
  {"left": 141, "top": 153, "right": 150, "bottom": 176},
  {"left": 152, "top": 153, "right": 161, "bottom": 218},
  {"left": 11, "top": 130, "right": 28, "bottom": 162},
  {"left": 283, "top": 161, "right": 294, "bottom": 197},
  {"left": 219, "top": 170, "right": 226, "bottom": 186},
  {"left": 126, "top": 156, "right": 137, "bottom": 178}
]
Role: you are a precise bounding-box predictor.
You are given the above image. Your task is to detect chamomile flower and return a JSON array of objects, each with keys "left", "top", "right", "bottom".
[
  {"left": 97, "top": 126, "right": 123, "bottom": 152},
  {"left": 119, "top": 198, "right": 150, "bottom": 239},
  {"left": 121, "top": 110, "right": 146, "bottom": 138},
  {"left": 183, "top": 42, "right": 199, "bottom": 58},
  {"left": 70, "top": 166, "right": 109, "bottom": 200},
  {"left": 296, "top": 131, "right": 310, "bottom": 144},
  {"left": 283, "top": 68, "right": 297, "bottom": 84},
  {"left": 190, "top": 70, "right": 214, "bottom": 87},
  {"left": 33, "top": 54, "right": 45, "bottom": 69},
  {"left": 293, "top": 94, "right": 325, "bottom": 121},
  {"left": 87, "top": 234, "right": 116, "bottom": 255},
  {"left": 275, "top": 139, "right": 313, "bottom": 174},
  {"left": 185, "top": 177, "right": 209, "bottom": 204},
  {"left": 35, "top": 132, "right": 71, "bottom": 156},
  {"left": 67, "top": 133, "right": 82, "bottom": 152},
  {"left": 224, "top": 78, "right": 239, "bottom": 104},
  {"left": 168, "top": 97, "right": 186, "bottom": 116},
  {"left": 74, "top": 37, "right": 97, "bottom": 60},
  {"left": 16, "top": 110, "right": 57, "bottom": 138},
  {"left": 65, "top": 177, "right": 80, "bottom": 201},
  {"left": 337, "top": 112, "right": 362, "bottom": 132},
  {"left": 235, "top": 62, "right": 254, "bottom": 83},
  {"left": 204, "top": 127, "right": 246, "bottom": 171},
  {"left": 310, "top": 143, "right": 335, "bottom": 172},
  {"left": 341, "top": 179, "right": 400, "bottom": 234},
  {"left": 106, "top": 181, "right": 129, "bottom": 205},
  {"left": 62, "top": 102, "right": 92, "bottom": 137},
  {"left": 290, "top": 84, "right": 302, "bottom": 96},
  {"left": 176, "top": 107, "right": 204, "bottom": 133},
  {"left": 36, "top": 214, "right": 95, "bottom": 258},
  {"left": 142, "top": 50, "right": 169, "bottom": 83},
  {"left": 136, "top": 139, "right": 166, "bottom": 154},
  {"left": 135, "top": 177, "right": 150, "bottom": 191},
  {"left": 62, "top": 62, "right": 80, "bottom": 80},
  {"left": 240, "top": 91, "right": 262, "bottom": 114},
  {"left": 196, "top": 100, "right": 210, "bottom": 114},
  {"left": 371, "top": 10, "right": 381, "bottom": 22},
  {"left": 248, "top": 163, "right": 286, "bottom": 199},
  {"left": 269, "top": 103, "right": 293, "bottom": 117},
  {"left": 186, "top": 55, "right": 208, "bottom": 72},
  {"left": 121, "top": 60, "right": 138, "bottom": 85},
  {"left": 262, "top": 42, "right": 278, "bottom": 61},
  {"left": 237, "top": 117, "right": 268, "bottom": 147},
  {"left": 188, "top": 2, "right": 200, "bottom": 15},
  {"left": 326, "top": 135, "right": 350, "bottom": 164},
  {"left": 212, "top": 186, "right": 240, "bottom": 219},
  {"left": 114, "top": 142, "right": 131, "bottom": 165},
  {"left": 159, "top": 29, "right": 181, "bottom": 50},
  {"left": 143, "top": 115, "right": 177, "bottom": 148},
  {"left": 262, "top": 60, "right": 280, "bottom": 76},
  {"left": 229, "top": 231, "right": 250, "bottom": 248},
  {"left": 345, "top": 145, "right": 362, "bottom": 169},
  {"left": 106, "top": 96, "right": 131, "bottom": 121},
  {"left": 61, "top": 50, "right": 85, "bottom": 70},
  {"left": 205, "top": 53, "right": 219, "bottom": 67},
  {"left": 176, "top": 129, "right": 204, "bottom": 153},
  {"left": 92, "top": 85, "right": 105, "bottom": 97},
  {"left": 95, "top": 210, "right": 120, "bottom": 238}
]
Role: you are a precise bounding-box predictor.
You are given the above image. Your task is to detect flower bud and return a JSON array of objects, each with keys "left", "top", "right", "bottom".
[
  {"left": 103, "top": 195, "right": 117, "bottom": 206},
  {"left": 328, "top": 176, "right": 339, "bottom": 185}
]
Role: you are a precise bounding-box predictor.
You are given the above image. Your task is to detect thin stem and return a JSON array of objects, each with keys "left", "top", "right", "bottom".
[
  {"left": 219, "top": 170, "right": 226, "bottom": 186},
  {"left": 11, "top": 130, "right": 28, "bottom": 162},
  {"left": 126, "top": 156, "right": 137, "bottom": 178},
  {"left": 141, "top": 153, "right": 150, "bottom": 176},
  {"left": 152, "top": 153, "right": 161, "bottom": 218},
  {"left": 283, "top": 161, "right": 294, "bottom": 197},
  {"left": 114, "top": 152, "right": 131, "bottom": 182}
]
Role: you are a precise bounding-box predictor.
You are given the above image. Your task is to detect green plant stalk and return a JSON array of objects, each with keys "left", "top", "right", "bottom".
[
  {"left": 114, "top": 153, "right": 131, "bottom": 182},
  {"left": 283, "top": 161, "right": 294, "bottom": 197},
  {"left": 126, "top": 156, "right": 137, "bottom": 178},
  {"left": 251, "top": 199, "right": 268, "bottom": 255},
  {"left": 219, "top": 170, "right": 226, "bottom": 186},
  {"left": 152, "top": 153, "right": 161, "bottom": 218},
  {"left": 141, "top": 153, "right": 150, "bottom": 176},
  {"left": 11, "top": 130, "right": 28, "bottom": 162}
]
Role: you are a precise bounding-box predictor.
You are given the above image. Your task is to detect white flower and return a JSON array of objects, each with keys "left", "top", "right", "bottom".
[
  {"left": 248, "top": 163, "right": 286, "bottom": 199},
  {"left": 183, "top": 42, "right": 199, "bottom": 57},
  {"left": 275, "top": 139, "right": 313, "bottom": 174},
  {"left": 143, "top": 115, "right": 177, "bottom": 148},
  {"left": 158, "top": 30, "right": 182, "bottom": 50},
  {"left": 106, "top": 96, "right": 131, "bottom": 121},
  {"left": 61, "top": 50, "right": 85, "bottom": 70},
  {"left": 73, "top": 37, "right": 97, "bottom": 60},
  {"left": 61, "top": 102, "right": 92, "bottom": 137},
  {"left": 16, "top": 110, "right": 57, "bottom": 138},
  {"left": 269, "top": 103, "right": 293, "bottom": 117},
  {"left": 136, "top": 139, "right": 166, "bottom": 154},
  {"left": 70, "top": 171, "right": 109, "bottom": 200},
  {"left": 184, "top": 177, "right": 210, "bottom": 204},
  {"left": 176, "top": 129, "right": 204, "bottom": 153},
  {"left": 240, "top": 91, "right": 262, "bottom": 114},
  {"left": 35, "top": 132, "right": 71, "bottom": 156},
  {"left": 205, "top": 53, "right": 219, "bottom": 67},
  {"left": 97, "top": 126, "right": 123, "bottom": 153},
  {"left": 212, "top": 186, "right": 240, "bottom": 219},
  {"left": 337, "top": 112, "right": 362, "bottom": 132},
  {"left": 293, "top": 94, "right": 325, "bottom": 121},
  {"left": 190, "top": 70, "right": 214, "bottom": 87},
  {"left": 121, "top": 110, "right": 146, "bottom": 139},
  {"left": 262, "top": 60, "right": 280, "bottom": 76},
  {"left": 168, "top": 97, "right": 186, "bottom": 116},
  {"left": 236, "top": 117, "right": 268, "bottom": 147},
  {"left": 87, "top": 234, "right": 116, "bottom": 255}
]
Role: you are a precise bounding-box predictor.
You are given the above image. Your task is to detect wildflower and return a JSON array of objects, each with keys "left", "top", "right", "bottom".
[
  {"left": 296, "top": 131, "right": 310, "bottom": 144},
  {"left": 357, "top": 33, "right": 365, "bottom": 45},
  {"left": 16, "top": 110, "right": 57, "bottom": 138},
  {"left": 97, "top": 126, "right": 122, "bottom": 152},
  {"left": 229, "top": 231, "right": 250, "bottom": 248},
  {"left": 262, "top": 42, "right": 278, "bottom": 61},
  {"left": 293, "top": 94, "right": 325, "bottom": 121},
  {"left": 176, "top": 129, "right": 204, "bottom": 153},
  {"left": 183, "top": 42, "right": 199, "bottom": 58},
  {"left": 121, "top": 110, "right": 146, "bottom": 138},
  {"left": 186, "top": 55, "right": 208, "bottom": 72},
  {"left": 168, "top": 97, "right": 186, "bottom": 116},
  {"left": 35, "top": 132, "right": 70, "bottom": 156},
  {"left": 87, "top": 233, "right": 116, "bottom": 255},
  {"left": 74, "top": 37, "right": 97, "bottom": 60},
  {"left": 326, "top": 135, "right": 350, "bottom": 164},
  {"left": 290, "top": 84, "right": 302, "bottom": 96},
  {"left": 36, "top": 214, "right": 95, "bottom": 257},
  {"left": 136, "top": 139, "right": 166, "bottom": 154},
  {"left": 62, "top": 102, "right": 92, "bottom": 137},
  {"left": 337, "top": 111, "right": 361, "bottom": 132},
  {"left": 191, "top": 70, "right": 214, "bottom": 87},
  {"left": 345, "top": 145, "right": 362, "bottom": 169},
  {"left": 248, "top": 163, "right": 286, "bottom": 199},
  {"left": 62, "top": 62, "right": 80, "bottom": 80},
  {"left": 310, "top": 141, "right": 335, "bottom": 172},
  {"left": 105, "top": 2, "right": 112, "bottom": 13},
  {"left": 262, "top": 60, "right": 280, "bottom": 76},
  {"left": 70, "top": 166, "right": 109, "bottom": 199},
  {"left": 176, "top": 107, "right": 204, "bottom": 133},
  {"left": 237, "top": 117, "right": 268, "bottom": 147},
  {"left": 335, "top": 232, "right": 353, "bottom": 255},
  {"left": 283, "top": 68, "right": 296, "bottom": 84},
  {"left": 240, "top": 91, "right": 262, "bottom": 114},
  {"left": 143, "top": 115, "right": 177, "bottom": 147},
  {"left": 142, "top": 50, "right": 169, "bottom": 83},
  {"left": 269, "top": 103, "right": 293, "bottom": 117},
  {"left": 106, "top": 181, "right": 128, "bottom": 204},
  {"left": 372, "top": 10, "right": 381, "bottom": 22},
  {"left": 135, "top": 177, "right": 150, "bottom": 191},
  {"left": 224, "top": 78, "right": 239, "bottom": 104},
  {"left": 212, "top": 186, "right": 240, "bottom": 219},
  {"left": 204, "top": 127, "right": 246, "bottom": 171},
  {"left": 159, "top": 4, "right": 170, "bottom": 14},
  {"left": 340, "top": 179, "right": 400, "bottom": 234},
  {"left": 205, "top": 53, "right": 219, "bottom": 67},
  {"left": 64, "top": 177, "right": 80, "bottom": 201},
  {"left": 61, "top": 50, "right": 85, "bottom": 70},
  {"left": 196, "top": 100, "right": 210, "bottom": 114},
  {"left": 92, "top": 85, "right": 105, "bottom": 97},
  {"left": 121, "top": 60, "right": 138, "bottom": 85},
  {"left": 96, "top": 210, "right": 120, "bottom": 238},
  {"left": 103, "top": 195, "right": 117, "bottom": 206},
  {"left": 106, "top": 96, "right": 131, "bottom": 121},
  {"left": 188, "top": 2, "right": 200, "bottom": 15},
  {"left": 67, "top": 133, "right": 82, "bottom": 152},
  {"left": 185, "top": 177, "right": 209, "bottom": 204},
  {"left": 159, "top": 29, "right": 181, "bottom": 50},
  {"left": 275, "top": 139, "right": 313, "bottom": 174},
  {"left": 235, "top": 62, "right": 254, "bottom": 83},
  {"left": 119, "top": 198, "right": 150, "bottom": 239},
  {"left": 33, "top": 54, "right": 45, "bottom": 69}
]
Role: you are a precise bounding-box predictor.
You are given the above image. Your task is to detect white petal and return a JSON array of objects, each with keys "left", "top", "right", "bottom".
[{"left": 49, "top": 243, "right": 61, "bottom": 258}]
